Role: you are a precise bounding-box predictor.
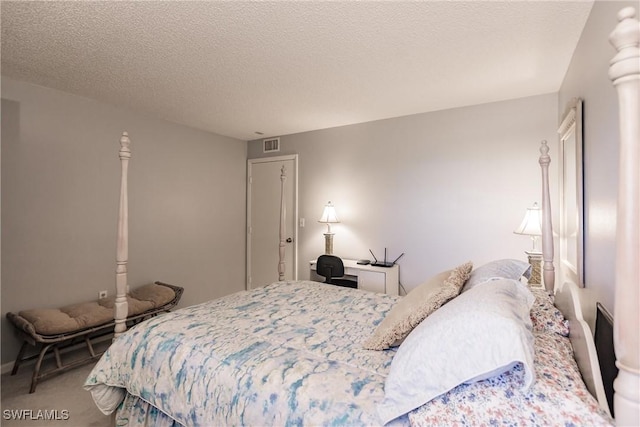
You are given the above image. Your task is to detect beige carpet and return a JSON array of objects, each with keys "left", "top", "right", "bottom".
[{"left": 1, "top": 350, "right": 113, "bottom": 426}]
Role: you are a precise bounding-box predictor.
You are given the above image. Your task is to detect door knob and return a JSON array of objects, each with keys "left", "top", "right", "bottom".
[{"left": 286, "top": 238, "right": 293, "bottom": 243}]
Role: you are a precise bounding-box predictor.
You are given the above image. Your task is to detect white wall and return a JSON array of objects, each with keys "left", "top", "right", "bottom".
[
  {"left": 1, "top": 77, "right": 247, "bottom": 364},
  {"left": 558, "top": 0, "right": 635, "bottom": 314},
  {"left": 249, "top": 93, "right": 559, "bottom": 292}
]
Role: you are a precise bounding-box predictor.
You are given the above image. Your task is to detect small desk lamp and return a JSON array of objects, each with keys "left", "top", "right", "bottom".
[
  {"left": 514, "top": 202, "right": 543, "bottom": 286},
  {"left": 318, "top": 201, "right": 339, "bottom": 255}
]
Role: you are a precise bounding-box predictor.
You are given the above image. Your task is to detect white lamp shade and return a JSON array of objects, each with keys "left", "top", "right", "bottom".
[
  {"left": 514, "top": 203, "right": 542, "bottom": 236},
  {"left": 318, "top": 202, "right": 339, "bottom": 223}
]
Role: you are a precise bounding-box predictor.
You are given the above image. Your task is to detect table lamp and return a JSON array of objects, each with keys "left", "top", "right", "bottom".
[
  {"left": 318, "top": 201, "right": 339, "bottom": 254},
  {"left": 514, "top": 202, "right": 543, "bottom": 285}
]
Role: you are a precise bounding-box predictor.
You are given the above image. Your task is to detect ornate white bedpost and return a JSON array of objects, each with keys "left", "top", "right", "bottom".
[
  {"left": 539, "top": 140, "right": 555, "bottom": 292},
  {"left": 609, "top": 7, "right": 640, "bottom": 425},
  {"left": 278, "top": 165, "right": 287, "bottom": 281},
  {"left": 114, "top": 132, "right": 131, "bottom": 338}
]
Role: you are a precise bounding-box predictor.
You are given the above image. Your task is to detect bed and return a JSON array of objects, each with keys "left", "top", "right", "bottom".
[{"left": 85, "top": 8, "right": 639, "bottom": 426}]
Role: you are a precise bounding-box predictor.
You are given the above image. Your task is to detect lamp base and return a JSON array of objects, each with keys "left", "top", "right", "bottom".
[
  {"left": 324, "top": 233, "right": 334, "bottom": 255},
  {"left": 525, "top": 250, "right": 543, "bottom": 286}
]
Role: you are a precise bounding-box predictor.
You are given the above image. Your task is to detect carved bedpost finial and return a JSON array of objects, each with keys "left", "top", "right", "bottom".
[
  {"left": 611, "top": 7, "right": 638, "bottom": 48},
  {"left": 609, "top": 7, "right": 640, "bottom": 83},
  {"left": 119, "top": 131, "right": 131, "bottom": 159},
  {"left": 120, "top": 131, "right": 130, "bottom": 148},
  {"left": 539, "top": 140, "right": 550, "bottom": 165}
]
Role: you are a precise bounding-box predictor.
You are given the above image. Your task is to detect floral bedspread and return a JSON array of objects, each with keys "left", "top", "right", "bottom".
[
  {"left": 409, "top": 287, "right": 613, "bottom": 426},
  {"left": 408, "top": 332, "right": 612, "bottom": 426},
  {"left": 84, "top": 281, "right": 403, "bottom": 426}
]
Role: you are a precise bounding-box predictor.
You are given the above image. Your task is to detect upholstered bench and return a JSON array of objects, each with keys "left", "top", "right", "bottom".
[{"left": 6, "top": 281, "right": 183, "bottom": 393}]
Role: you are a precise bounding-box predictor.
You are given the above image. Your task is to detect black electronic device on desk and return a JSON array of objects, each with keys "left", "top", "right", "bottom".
[{"left": 369, "top": 248, "right": 404, "bottom": 268}]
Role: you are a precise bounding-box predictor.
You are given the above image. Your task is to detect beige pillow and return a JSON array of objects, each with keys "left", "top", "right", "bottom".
[{"left": 363, "top": 261, "right": 473, "bottom": 350}]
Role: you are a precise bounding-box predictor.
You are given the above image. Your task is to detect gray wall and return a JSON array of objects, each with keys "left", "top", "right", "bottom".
[
  {"left": 249, "top": 93, "right": 559, "bottom": 292},
  {"left": 1, "top": 78, "right": 247, "bottom": 364},
  {"left": 558, "top": 0, "right": 635, "bottom": 314}
]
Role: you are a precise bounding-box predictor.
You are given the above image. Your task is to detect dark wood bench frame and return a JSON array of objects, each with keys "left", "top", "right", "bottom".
[{"left": 6, "top": 281, "right": 183, "bottom": 393}]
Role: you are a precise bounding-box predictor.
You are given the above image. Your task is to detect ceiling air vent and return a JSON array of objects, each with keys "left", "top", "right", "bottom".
[{"left": 263, "top": 137, "right": 280, "bottom": 153}]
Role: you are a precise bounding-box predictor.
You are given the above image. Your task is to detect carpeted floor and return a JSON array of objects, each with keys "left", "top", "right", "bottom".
[{"left": 1, "top": 349, "right": 113, "bottom": 426}]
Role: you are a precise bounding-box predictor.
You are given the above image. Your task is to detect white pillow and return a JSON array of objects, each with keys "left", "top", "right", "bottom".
[
  {"left": 462, "top": 259, "right": 532, "bottom": 292},
  {"left": 378, "top": 278, "right": 535, "bottom": 424}
]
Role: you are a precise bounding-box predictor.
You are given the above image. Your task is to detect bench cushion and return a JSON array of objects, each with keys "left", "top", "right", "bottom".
[{"left": 17, "top": 283, "right": 176, "bottom": 336}]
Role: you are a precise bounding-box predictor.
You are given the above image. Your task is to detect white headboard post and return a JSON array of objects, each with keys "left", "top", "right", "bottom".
[
  {"left": 278, "top": 165, "right": 287, "bottom": 281},
  {"left": 609, "top": 7, "right": 640, "bottom": 425},
  {"left": 114, "top": 132, "right": 131, "bottom": 338},
  {"left": 539, "top": 140, "right": 555, "bottom": 292}
]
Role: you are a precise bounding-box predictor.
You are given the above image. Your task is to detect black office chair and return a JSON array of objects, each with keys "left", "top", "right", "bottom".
[{"left": 316, "top": 255, "right": 358, "bottom": 289}]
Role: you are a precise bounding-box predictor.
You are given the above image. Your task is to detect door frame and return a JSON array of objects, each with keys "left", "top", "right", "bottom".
[{"left": 246, "top": 154, "right": 299, "bottom": 289}]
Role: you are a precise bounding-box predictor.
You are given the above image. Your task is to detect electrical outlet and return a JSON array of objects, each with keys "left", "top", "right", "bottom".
[{"left": 99, "top": 290, "right": 108, "bottom": 299}]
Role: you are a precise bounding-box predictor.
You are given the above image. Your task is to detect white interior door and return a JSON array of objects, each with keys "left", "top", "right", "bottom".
[{"left": 247, "top": 155, "right": 298, "bottom": 289}]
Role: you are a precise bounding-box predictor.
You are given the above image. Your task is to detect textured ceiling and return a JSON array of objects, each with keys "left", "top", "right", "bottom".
[{"left": 1, "top": 1, "right": 593, "bottom": 141}]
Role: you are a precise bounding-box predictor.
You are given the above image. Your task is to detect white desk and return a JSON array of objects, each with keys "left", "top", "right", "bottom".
[{"left": 309, "top": 259, "right": 399, "bottom": 296}]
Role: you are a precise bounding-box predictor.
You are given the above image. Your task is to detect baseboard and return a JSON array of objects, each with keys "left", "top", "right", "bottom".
[{"left": 2, "top": 361, "right": 15, "bottom": 375}]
